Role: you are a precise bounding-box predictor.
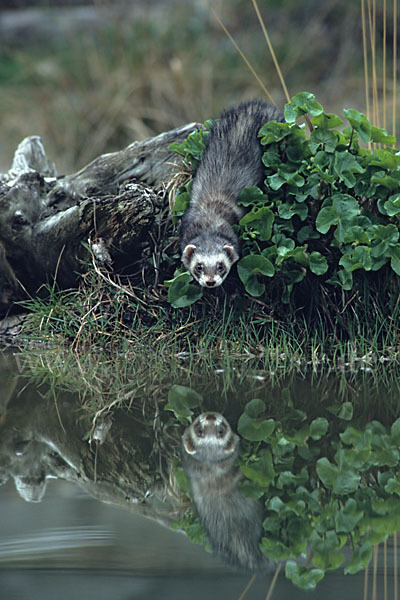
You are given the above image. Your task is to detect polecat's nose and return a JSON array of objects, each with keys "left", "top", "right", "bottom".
[
  {"left": 205, "top": 413, "right": 217, "bottom": 421},
  {"left": 205, "top": 280, "right": 216, "bottom": 287}
]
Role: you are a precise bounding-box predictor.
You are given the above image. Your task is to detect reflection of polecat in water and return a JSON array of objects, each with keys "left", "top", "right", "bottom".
[
  {"left": 180, "top": 100, "right": 284, "bottom": 287},
  {"left": 181, "top": 411, "right": 268, "bottom": 571}
]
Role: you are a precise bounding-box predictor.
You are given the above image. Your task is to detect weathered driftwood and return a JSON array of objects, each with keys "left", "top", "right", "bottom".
[{"left": 0, "top": 123, "right": 200, "bottom": 315}]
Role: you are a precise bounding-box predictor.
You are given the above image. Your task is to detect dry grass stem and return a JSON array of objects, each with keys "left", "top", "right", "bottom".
[{"left": 201, "top": 0, "right": 275, "bottom": 104}]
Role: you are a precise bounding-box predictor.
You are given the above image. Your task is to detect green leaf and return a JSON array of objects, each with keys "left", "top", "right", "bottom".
[
  {"left": 338, "top": 402, "right": 354, "bottom": 420},
  {"left": 391, "top": 418, "right": 400, "bottom": 444},
  {"left": 371, "top": 172, "right": 400, "bottom": 191},
  {"left": 370, "top": 149, "right": 400, "bottom": 169},
  {"left": 387, "top": 246, "right": 400, "bottom": 275},
  {"left": 339, "top": 247, "right": 372, "bottom": 272},
  {"left": 316, "top": 457, "right": 338, "bottom": 489},
  {"left": 316, "top": 194, "right": 360, "bottom": 235},
  {"left": 259, "top": 121, "right": 292, "bottom": 144},
  {"left": 241, "top": 449, "right": 275, "bottom": 487},
  {"left": 164, "top": 385, "right": 203, "bottom": 421},
  {"left": 317, "top": 457, "right": 361, "bottom": 495},
  {"left": 284, "top": 92, "right": 324, "bottom": 123},
  {"left": 297, "top": 225, "right": 321, "bottom": 244},
  {"left": 342, "top": 225, "right": 371, "bottom": 245},
  {"left": 166, "top": 272, "right": 203, "bottom": 308},
  {"left": 238, "top": 399, "right": 276, "bottom": 441},
  {"left": 370, "top": 224, "right": 399, "bottom": 258},
  {"left": 343, "top": 108, "right": 372, "bottom": 143},
  {"left": 383, "top": 193, "right": 400, "bottom": 216},
  {"left": 309, "top": 252, "right": 328, "bottom": 275},
  {"left": 278, "top": 200, "right": 308, "bottom": 221},
  {"left": 285, "top": 561, "right": 325, "bottom": 591},
  {"left": 370, "top": 125, "right": 396, "bottom": 145},
  {"left": 173, "top": 466, "right": 191, "bottom": 495},
  {"left": 333, "top": 152, "right": 364, "bottom": 188},
  {"left": 335, "top": 499, "right": 364, "bottom": 533},
  {"left": 238, "top": 186, "right": 267, "bottom": 207},
  {"left": 309, "top": 417, "right": 329, "bottom": 440},
  {"left": 239, "top": 206, "right": 274, "bottom": 241},
  {"left": 309, "top": 129, "right": 338, "bottom": 153},
  {"left": 384, "top": 478, "right": 400, "bottom": 496},
  {"left": 311, "top": 112, "right": 344, "bottom": 129},
  {"left": 239, "top": 479, "right": 265, "bottom": 499},
  {"left": 312, "top": 551, "right": 345, "bottom": 571},
  {"left": 237, "top": 254, "right": 275, "bottom": 297},
  {"left": 344, "top": 543, "right": 373, "bottom": 574},
  {"left": 172, "top": 191, "right": 190, "bottom": 216},
  {"left": 243, "top": 398, "right": 265, "bottom": 418}
]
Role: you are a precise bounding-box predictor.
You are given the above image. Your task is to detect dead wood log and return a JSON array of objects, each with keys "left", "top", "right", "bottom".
[{"left": 0, "top": 123, "right": 200, "bottom": 315}]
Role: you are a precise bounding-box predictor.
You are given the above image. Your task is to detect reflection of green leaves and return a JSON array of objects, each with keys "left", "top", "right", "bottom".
[
  {"left": 241, "top": 448, "right": 275, "bottom": 487},
  {"left": 344, "top": 544, "right": 373, "bottom": 575},
  {"left": 238, "top": 399, "right": 275, "bottom": 441},
  {"left": 164, "top": 385, "right": 202, "bottom": 421},
  {"left": 310, "top": 417, "right": 329, "bottom": 439},
  {"left": 171, "top": 390, "right": 400, "bottom": 591},
  {"left": 316, "top": 457, "right": 361, "bottom": 495},
  {"left": 285, "top": 562, "right": 325, "bottom": 590},
  {"left": 237, "top": 254, "right": 275, "bottom": 296}
]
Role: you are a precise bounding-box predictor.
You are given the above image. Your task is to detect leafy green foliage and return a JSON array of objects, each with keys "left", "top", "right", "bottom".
[
  {"left": 164, "top": 384, "right": 203, "bottom": 422},
  {"left": 168, "top": 92, "right": 400, "bottom": 308},
  {"left": 165, "top": 271, "right": 203, "bottom": 308},
  {"left": 173, "top": 394, "right": 400, "bottom": 589}
]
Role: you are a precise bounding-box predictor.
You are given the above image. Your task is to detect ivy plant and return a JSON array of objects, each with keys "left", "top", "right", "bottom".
[{"left": 167, "top": 92, "right": 399, "bottom": 306}]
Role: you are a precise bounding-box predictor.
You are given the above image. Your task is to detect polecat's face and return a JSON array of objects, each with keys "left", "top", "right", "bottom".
[
  {"left": 182, "top": 412, "right": 239, "bottom": 462},
  {"left": 182, "top": 244, "right": 238, "bottom": 287}
]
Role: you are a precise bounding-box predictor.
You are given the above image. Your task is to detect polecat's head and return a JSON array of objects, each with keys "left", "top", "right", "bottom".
[
  {"left": 182, "top": 238, "right": 238, "bottom": 288},
  {"left": 182, "top": 412, "right": 239, "bottom": 463}
]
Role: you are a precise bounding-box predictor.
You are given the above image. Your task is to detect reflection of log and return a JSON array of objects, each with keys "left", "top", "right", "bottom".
[
  {"left": 0, "top": 124, "right": 200, "bottom": 314},
  {"left": 0, "top": 380, "right": 180, "bottom": 525}
]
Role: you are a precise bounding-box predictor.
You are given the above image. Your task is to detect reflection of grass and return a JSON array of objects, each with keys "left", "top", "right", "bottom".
[{"left": 14, "top": 331, "right": 400, "bottom": 421}]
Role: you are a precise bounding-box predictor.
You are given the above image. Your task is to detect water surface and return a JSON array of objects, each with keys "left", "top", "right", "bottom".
[{"left": 1, "top": 350, "right": 399, "bottom": 599}]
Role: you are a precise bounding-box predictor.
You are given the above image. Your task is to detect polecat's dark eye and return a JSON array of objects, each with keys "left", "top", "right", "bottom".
[
  {"left": 195, "top": 426, "right": 204, "bottom": 438},
  {"left": 194, "top": 263, "right": 203, "bottom": 275},
  {"left": 216, "top": 262, "right": 226, "bottom": 275},
  {"left": 217, "top": 427, "right": 226, "bottom": 438}
]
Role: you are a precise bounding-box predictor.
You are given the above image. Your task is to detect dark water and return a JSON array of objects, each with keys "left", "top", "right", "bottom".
[{"left": 1, "top": 350, "right": 399, "bottom": 600}]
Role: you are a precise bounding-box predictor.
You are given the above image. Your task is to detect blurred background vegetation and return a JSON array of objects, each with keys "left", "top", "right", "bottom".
[{"left": 0, "top": 0, "right": 397, "bottom": 174}]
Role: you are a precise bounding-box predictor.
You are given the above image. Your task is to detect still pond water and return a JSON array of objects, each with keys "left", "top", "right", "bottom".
[{"left": 1, "top": 350, "right": 400, "bottom": 600}]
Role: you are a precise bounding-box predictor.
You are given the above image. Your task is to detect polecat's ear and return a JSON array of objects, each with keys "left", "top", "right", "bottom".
[
  {"left": 182, "top": 244, "right": 197, "bottom": 265},
  {"left": 223, "top": 244, "right": 238, "bottom": 263},
  {"left": 182, "top": 433, "right": 197, "bottom": 455}
]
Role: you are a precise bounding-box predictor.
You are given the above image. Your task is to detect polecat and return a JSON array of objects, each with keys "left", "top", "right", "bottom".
[
  {"left": 179, "top": 100, "right": 284, "bottom": 287},
  {"left": 181, "top": 411, "right": 269, "bottom": 571}
]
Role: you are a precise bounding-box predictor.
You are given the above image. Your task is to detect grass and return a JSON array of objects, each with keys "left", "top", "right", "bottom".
[
  {"left": 14, "top": 255, "right": 400, "bottom": 383},
  {"left": 0, "top": 0, "right": 391, "bottom": 173}
]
